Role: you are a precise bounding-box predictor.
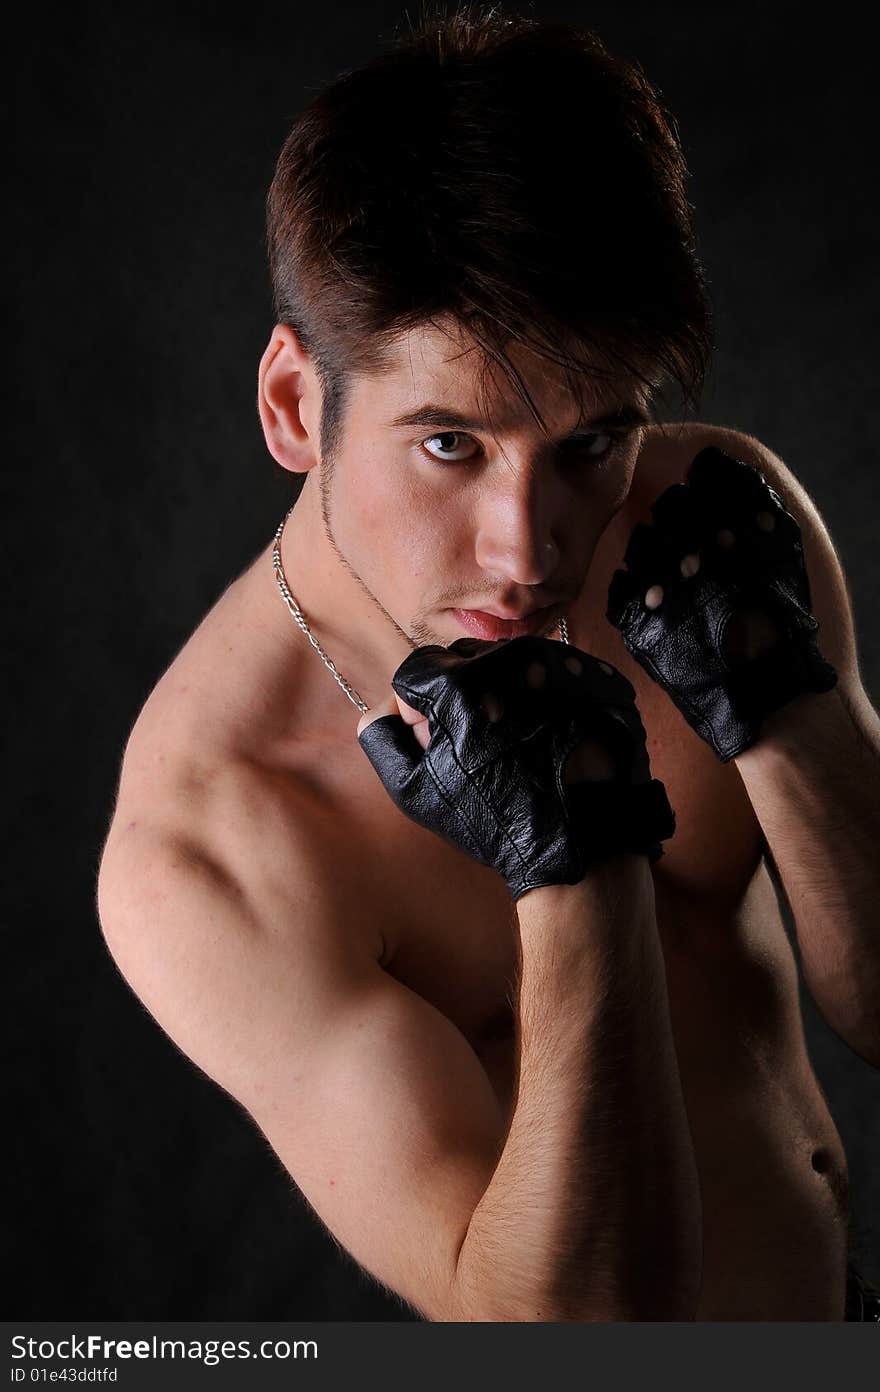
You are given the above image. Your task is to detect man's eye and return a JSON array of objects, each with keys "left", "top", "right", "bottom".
[
  {"left": 562, "top": 431, "right": 623, "bottom": 462},
  {"left": 421, "top": 431, "right": 480, "bottom": 463}
]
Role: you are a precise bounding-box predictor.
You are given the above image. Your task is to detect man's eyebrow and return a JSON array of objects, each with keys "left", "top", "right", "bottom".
[{"left": 386, "top": 402, "right": 652, "bottom": 432}]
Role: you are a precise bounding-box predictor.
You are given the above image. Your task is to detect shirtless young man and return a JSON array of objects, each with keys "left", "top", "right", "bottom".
[{"left": 95, "top": 12, "right": 880, "bottom": 1321}]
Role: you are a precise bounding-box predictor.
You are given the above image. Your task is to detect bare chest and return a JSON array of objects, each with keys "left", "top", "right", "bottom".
[{"left": 307, "top": 670, "right": 772, "bottom": 1115}]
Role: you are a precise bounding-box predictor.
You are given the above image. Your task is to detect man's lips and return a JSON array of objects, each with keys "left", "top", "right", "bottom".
[{"left": 451, "top": 605, "right": 558, "bottom": 641}]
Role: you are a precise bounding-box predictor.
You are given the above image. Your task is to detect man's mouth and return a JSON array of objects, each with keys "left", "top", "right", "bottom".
[{"left": 450, "top": 605, "right": 558, "bottom": 641}]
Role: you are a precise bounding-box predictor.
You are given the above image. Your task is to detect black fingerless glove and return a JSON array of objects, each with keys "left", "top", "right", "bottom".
[
  {"left": 357, "top": 635, "right": 676, "bottom": 902},
  {"left": 606, "top": 447, "right": 839, "bottom": 762}
]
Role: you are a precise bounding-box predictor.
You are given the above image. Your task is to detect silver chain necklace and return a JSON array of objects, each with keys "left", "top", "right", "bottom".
[{"left": 272, "top": 503, "right": 569, "bottom": 714}]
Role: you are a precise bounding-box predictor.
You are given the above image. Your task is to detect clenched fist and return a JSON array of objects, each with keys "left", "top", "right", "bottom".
[
  {"left": 357, "top": 635, "right": 676, "bottom": 901},
  {"left": 606, "top": 446, "right": 838, "bottom": 761}
]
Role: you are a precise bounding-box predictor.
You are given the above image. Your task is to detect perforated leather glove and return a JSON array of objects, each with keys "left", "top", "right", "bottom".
[
  {"left": 357, "top": 635, "right": 676, "bottom": 902},
  {"left": 606, "top": 445, "right": 838, "bottom": 762}
]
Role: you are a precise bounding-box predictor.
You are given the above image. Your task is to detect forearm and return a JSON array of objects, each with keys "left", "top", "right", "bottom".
[
  {"left": 734, "top": 683, "right": 880, "bottom": 1066},
  {"left": 452, "top": 854, "right": 702, "bottom": 1322}
]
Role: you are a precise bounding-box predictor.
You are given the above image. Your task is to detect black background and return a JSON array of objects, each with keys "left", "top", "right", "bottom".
[{"left": 9, "top": 0, "right": 879, "bottom": 1317}]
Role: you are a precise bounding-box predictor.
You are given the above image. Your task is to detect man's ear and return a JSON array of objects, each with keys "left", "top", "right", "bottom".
[{"left": 257, "top": 324, "right": 322, "bottom": 474}]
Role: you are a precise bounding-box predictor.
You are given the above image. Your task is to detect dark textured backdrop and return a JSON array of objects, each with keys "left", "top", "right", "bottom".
[{"left": 9, "top": 0, "right": 879, "bottom": 1317}]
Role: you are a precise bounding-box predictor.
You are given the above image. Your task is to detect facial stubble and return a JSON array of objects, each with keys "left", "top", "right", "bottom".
[
  {"left": 318, "top": 455, "right": 565, "bottom": 652},
  {"left": 318, "top": 456, "right": 438, "bottom": 651}
]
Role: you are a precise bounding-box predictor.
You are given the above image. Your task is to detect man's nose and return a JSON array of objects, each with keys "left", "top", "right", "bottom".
[{"left": 473, "top": 470, "right": 562, "bottom": 586}]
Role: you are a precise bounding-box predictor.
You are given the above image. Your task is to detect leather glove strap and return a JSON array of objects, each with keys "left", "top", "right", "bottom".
[
  {"left": 723, "top": 609, "right": 837, "bottom": 729},
  {"left": 563, "top": 775, "right": 676, "bottom": 872}
]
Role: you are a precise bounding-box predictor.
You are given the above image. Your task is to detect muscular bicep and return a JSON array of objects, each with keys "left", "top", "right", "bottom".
[{"left": 96, "top": 828, "right": 507, "bottom": 1321}]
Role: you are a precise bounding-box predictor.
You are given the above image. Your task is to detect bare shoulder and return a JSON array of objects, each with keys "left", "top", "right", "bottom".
[
  {"left": 96, "top": 742, "right": 391, "bottom": 1122},
  {"left": 631, "top": 418, "right": 811, "bottom": 495},
  {"left": 100, "top": 709, "right": 387, "bottom": 987},
  {"left": 97, "top": 550, "right": 391, "bottom": 989},
  {"left": 631, "top": 419, "right": 757, "bottom": 507},
  {"left": 635, "top": 417, "right": 835, "bottom": 537}
]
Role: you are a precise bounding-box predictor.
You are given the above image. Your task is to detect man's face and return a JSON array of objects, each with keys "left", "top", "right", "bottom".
[{"left": 317, "top": 322, "right": 649, "bottom": 649}]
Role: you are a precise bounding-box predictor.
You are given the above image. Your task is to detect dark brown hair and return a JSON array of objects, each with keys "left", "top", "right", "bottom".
[{"left": 266, "top": 3, "right": 714, "bottom": 462}]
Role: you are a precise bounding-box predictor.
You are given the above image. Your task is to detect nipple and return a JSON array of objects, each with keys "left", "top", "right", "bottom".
[{"left": 809, "top": 1146, "right": 850, "bottom": 1220}]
